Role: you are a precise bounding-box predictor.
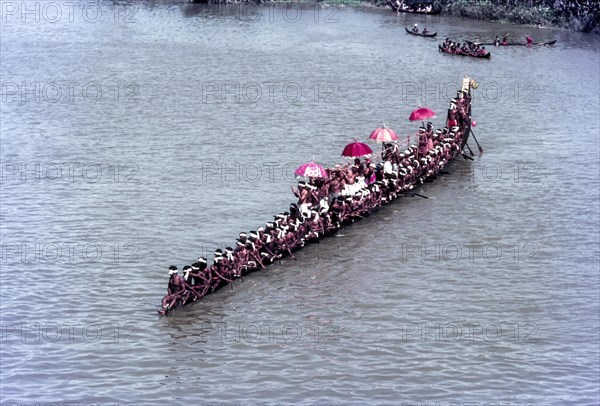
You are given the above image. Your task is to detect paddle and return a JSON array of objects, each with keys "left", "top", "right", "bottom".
[
  {"left": 470, "top": 129, "right": 484, "bottom": 154},
  {"left": 213, "top": 270, "right": 235, "bottom": 289},
  {"left": 402, "top": 192, "right": 429, "bottom": 199},
  {"left": 464, "top": 142, "right": 475, "bottom": 156},
  {"left": 462, "top": 153, "right": 474, "bottom": 161}
]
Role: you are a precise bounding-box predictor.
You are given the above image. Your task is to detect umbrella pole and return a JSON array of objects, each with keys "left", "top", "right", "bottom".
[{"left": 415, "top": 133, "right": 419, "bottom": 162}]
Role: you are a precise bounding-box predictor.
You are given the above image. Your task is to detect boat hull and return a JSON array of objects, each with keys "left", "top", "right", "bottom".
[
  {"left": 405, "top": 27, "right": 437, "bottom": 38},
  {"left": 439, "top": 45, "right": 491, "bottom": 59},
  {"left": 476, "top": 40, "right": 557, "bottom": 46}
]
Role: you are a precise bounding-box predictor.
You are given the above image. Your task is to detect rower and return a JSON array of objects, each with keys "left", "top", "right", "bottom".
[
  {"left": 422, "top": 27, "right": 429, "bottom": 35},
  {"left": 190, "top": 257, "right": 208, "bottom": 286},
  {"left": 160, "top": 266, "right": 194, "bottom": 314},
  {"left": 526, "top": 35, "right": 533, "bottom": 45},
  {"left": 493, "top": 35, "right": 500, "bottom": 46},
  {"left": 447, "top": 99, "right": 458, "bottom": 128},
  {"left": 291, "top": 181, "right": 312, "bottom": 216},
  {"left": 182, "top": 265, "right": 193, "bottom": 284},
  {"left": 412, "top": 23, "right": 419, "bottom": 34},
  {"left": 502, "top": 32, "right": 509, "bottom": 44}
]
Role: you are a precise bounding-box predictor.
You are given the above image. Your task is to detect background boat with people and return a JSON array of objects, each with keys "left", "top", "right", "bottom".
[{"left": 405, "top": 27, "right": 438, "bottom": 38}]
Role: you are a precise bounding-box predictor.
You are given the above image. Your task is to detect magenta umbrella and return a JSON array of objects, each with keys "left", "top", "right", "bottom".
[
  {"left": 294, "top": 160, "right": 328, "bottom": 179},
  {"left": 342, "top": 141, "right": 373, "bottom": 158},
  {"left": 368, "top": 125, "right": 399, "bottom": 143},
  {"left": 409, "top": 107, "right": 436, "bottom": 122}
]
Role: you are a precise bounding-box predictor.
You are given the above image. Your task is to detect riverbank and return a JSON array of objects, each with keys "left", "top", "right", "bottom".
[
  {"left": 436, "top": 0, "right": 598, "bottom": 33},
  {"left": 395, "top": 0, "right": 599, "bottom": 33},
  {"left": 221, "top": 0, "right": 598, "bottom": 33}
]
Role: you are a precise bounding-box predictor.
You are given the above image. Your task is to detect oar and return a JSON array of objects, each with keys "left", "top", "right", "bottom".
[
  {"left": 214, "top": 269, "right": 234, "bottom": 288},
  {"left": 465, "top": 142, "right": 475, "bottom": 156},
  {"left": 470, "top": 129, "right": 484, "bottom": 154},
  {"left": 402, "top": 192, "right": 429, "bottom": 199},
  {"left": 462, "top": 153, "right": 474, "bottom": 161}
]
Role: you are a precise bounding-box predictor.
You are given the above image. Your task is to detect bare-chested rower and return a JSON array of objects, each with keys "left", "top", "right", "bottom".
[{"left": 160, "top": 266, "right": 200, "bottom": 315}]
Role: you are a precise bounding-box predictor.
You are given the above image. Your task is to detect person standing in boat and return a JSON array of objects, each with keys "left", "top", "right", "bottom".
[
  {"left": 493, "top": 35, "right": 500, "bottom": 46},
  {"left": 412, "top": 23, "right": 419, "bottom": 34},
  {"left": 328, "top": 166, "right": 343, "bottom": 205},
  {"left": 502, "top": 32, "right": 509, "bottom": 44},
  {"left": 447, "top": 99, "right": 458, "bottom": 128},
  {"left": 526, "top": 35, "right": 534, "bottom": 45},
  {"left": 291, "top": 181, "right": 312, "bottom": 217}
]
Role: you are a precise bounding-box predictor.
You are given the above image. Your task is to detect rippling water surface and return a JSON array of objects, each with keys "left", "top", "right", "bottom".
[{"left": 1, "top": 1, "right": 599, "bottom": 405}]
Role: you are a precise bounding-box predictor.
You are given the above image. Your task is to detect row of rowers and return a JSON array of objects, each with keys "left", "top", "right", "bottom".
[
  {"left": 290, "top": 124, "right": 465, "bottom": 214},
  {"left": 161, "top": 124, "right": 466, "bottom": 312}
]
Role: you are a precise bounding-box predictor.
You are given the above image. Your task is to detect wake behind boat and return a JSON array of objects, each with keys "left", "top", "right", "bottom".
[
  {"left": 405, "top": 27, "right": 437, "bottom": 38},
  {"left": 157, "top": 77, "right": 481, "bottom": 316}
]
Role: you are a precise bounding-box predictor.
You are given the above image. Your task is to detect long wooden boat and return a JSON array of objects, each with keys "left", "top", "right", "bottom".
[
  {"left": 158, "top": 77, "right": 479, "bottom": 316},
  {"left": 439, "top": 45, "right": 491, "bottom": 59},
  {"left": 388, "top": 1, "right": 441, "bottom": 15},
  {"left": 476, "top": 39, "right": 557, "bottom": 47},
  {"left": 405, "top": 27, "right": 437, "bottom": 38}
]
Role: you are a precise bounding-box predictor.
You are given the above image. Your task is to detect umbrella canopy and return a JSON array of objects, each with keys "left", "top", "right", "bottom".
[
  {"left": 409, "top": 107, "right": 436, "bottom": 122},
  {"left": 342, "top": 141, "right": 373, "bottom": 158},
  {"left": 294, "top": 161, "right": 328, "bottom": 179},
  {"left": 368, "top": 125, "right": 399, "bottom": 143}
]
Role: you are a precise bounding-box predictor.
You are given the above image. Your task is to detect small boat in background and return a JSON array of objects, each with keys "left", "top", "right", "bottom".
[
  {"left": 405, "top": 27, "right": 437, "bottom": 38},
  {"left": 476, "top": 40, "right": 557, "bottom": 46}
]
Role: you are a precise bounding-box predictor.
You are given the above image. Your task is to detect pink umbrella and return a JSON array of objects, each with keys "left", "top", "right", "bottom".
[
  {"left": 294, "top": 160, "right": 328, "bottom": 179},
  {"left": 368, "top": 125, "right": 399, "bottom": 143},
  {"left": 342, "top": 141, "right": 373, "bottom": 158},
  {"left": 409, "top": 107, "right": 436, "bottom": 122}
]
